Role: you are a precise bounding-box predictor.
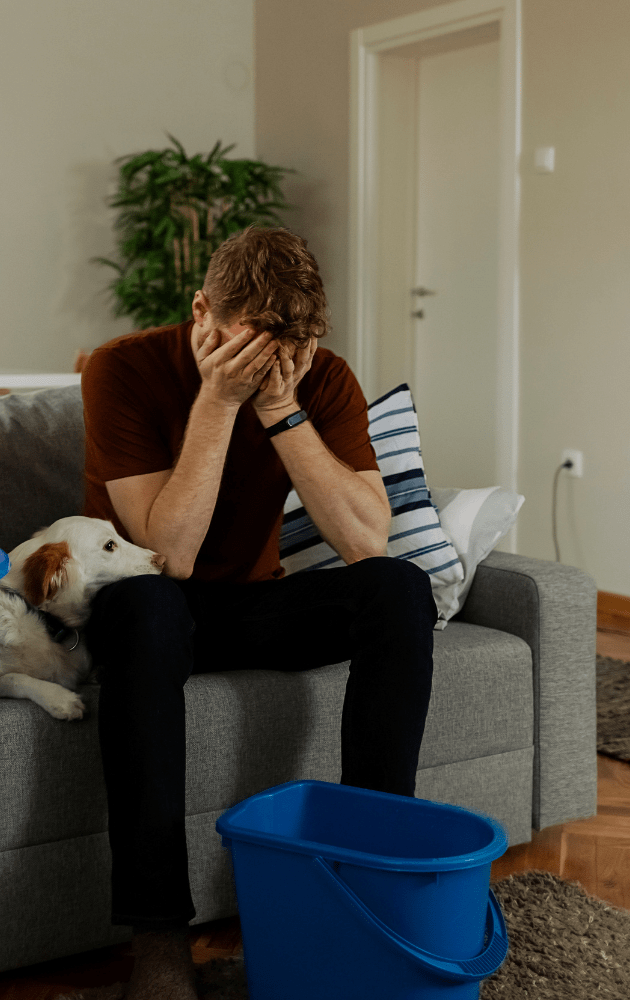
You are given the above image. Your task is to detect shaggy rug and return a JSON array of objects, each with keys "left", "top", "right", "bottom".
[
  {"left": 596, "top": 652, "right": 630, "bottom": 763},
  {"left": 53, "top": 868, "right": 630, "bottom": 1000}
]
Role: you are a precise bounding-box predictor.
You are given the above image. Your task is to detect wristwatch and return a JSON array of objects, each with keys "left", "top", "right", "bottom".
[{"left": 266, "top": 409, "right": 309, "bottom": 438}]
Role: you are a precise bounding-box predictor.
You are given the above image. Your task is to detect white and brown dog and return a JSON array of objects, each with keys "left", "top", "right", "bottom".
[{"left": 0, "top": 516, "right": 165, "bottom": 721}]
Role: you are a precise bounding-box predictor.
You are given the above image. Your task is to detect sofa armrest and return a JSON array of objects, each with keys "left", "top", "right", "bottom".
[{"left": 454, "top": 549, "right": 598, "bottom": 832}]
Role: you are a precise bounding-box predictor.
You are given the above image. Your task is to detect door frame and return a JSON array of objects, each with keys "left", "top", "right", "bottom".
[{"left": 348, "top": 0, "right": 522, "bottom": 551}]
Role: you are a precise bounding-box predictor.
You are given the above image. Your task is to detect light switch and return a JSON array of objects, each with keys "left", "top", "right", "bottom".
[{"left": 535, "top": 147, "right": 555, "bottom": 173}]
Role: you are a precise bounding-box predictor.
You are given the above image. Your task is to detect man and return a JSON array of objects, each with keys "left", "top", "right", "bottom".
[{"left": 82, "top": 226, "right": 437, "bottom": 999}]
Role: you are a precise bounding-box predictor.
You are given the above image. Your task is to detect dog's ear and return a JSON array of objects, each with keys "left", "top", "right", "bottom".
[
  {"left": 30, "top": 526, "right": 49, "bottom": 539},
  {"left": 22, "top": 542, "right": 72, "bottom": 606}
]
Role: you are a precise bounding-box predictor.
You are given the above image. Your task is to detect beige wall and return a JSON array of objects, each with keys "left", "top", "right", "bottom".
[
  {"left": 2, "top": 0, "right": 628, "bottom": 597},
  {"left": 255, "top": 0, "right": 630, "bottom": 597},
  {"left": 1, "top": 0, "right": 254, "bottom": 373}
]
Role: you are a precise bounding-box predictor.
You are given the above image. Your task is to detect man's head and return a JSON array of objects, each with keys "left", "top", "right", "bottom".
[{"left": 194, "top": 226, "right": 330, "bottom": 350}]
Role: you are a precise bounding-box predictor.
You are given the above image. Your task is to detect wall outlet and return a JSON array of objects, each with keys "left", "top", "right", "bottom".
[{"left": 561, "top": 449, "right": 583, "bottom": 477}]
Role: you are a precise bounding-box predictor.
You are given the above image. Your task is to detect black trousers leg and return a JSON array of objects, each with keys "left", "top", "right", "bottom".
[{"left": 85, "top": 557, "right": 437, "bottom": 927}]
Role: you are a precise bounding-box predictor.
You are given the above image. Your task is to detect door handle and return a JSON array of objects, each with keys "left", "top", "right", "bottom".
[
  {"left": 412, "top": 287, "right": 436, "bottom": 296},
  {"left": 411, "top": 310, "right": 425, "bottom": 318}
]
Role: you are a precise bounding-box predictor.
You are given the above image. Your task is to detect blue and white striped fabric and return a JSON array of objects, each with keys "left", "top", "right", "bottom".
[{"left": 279, "top": 383, "right": 464, "bottom": 629}]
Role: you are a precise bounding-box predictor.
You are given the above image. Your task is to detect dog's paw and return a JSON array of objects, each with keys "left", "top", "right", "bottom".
[{"left": 45, "top": 688, "right": 88, "bottom": 721}]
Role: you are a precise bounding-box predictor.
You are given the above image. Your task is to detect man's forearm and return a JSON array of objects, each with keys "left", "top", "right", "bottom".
[
  {"left": 258, "top": 405, "right": 391, "bottom": 564},
  {"left": 145, "top": 386, "right": 239, "bottom": 578}
]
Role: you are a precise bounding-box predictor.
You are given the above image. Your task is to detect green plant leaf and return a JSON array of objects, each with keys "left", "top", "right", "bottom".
[
  {"left": 90, "top": 256, "right": 123, "bottom": 274},
  {"left": 93, "top": 134, "right": 295, "bottom": 329}
]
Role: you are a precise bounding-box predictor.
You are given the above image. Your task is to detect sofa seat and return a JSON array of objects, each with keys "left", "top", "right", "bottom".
[{"left": 0, "top": 620, "right": 534, "bottom": 970}]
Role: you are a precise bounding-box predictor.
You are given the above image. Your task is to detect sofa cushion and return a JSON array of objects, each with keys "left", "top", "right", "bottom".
[
  {"left": 0, "top": 621, "right": 532, "bottom": 852},
  {"left": 0, "top": 386, "right": 85, "bottom": 553},
  {"left": 430, "top": 486, "right": 525, "bottom": 618},
  {"left": 279, "top": 383, "right": 465, "bottom": 629}
]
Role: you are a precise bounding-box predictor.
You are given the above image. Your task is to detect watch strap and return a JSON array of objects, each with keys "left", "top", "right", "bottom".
[{"left": 266, "top": 408, "right": 309, "bottom": 438}]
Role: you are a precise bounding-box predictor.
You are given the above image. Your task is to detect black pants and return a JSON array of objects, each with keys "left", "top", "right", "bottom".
[{"left": 84, "top": 556, "right": 438, "bottom": 929}]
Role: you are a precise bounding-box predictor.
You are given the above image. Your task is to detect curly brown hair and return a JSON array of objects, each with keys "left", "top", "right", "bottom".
[{"left": 201, "top": 226, "right": 330, "bottom": 345}]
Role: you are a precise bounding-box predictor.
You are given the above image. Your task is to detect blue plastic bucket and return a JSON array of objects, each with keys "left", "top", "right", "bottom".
[{"left": 216, "top": 780, "right": 509, "bottom": 1000}]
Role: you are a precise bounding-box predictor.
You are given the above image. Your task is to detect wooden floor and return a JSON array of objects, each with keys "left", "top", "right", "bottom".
[{"left": 1, "top": 628, "right": 630, "bottom": 1000}]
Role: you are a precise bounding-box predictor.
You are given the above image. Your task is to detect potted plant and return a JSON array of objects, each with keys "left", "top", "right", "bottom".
[{"left": 93, "top": 134, "right": 294, "bottom": 330}]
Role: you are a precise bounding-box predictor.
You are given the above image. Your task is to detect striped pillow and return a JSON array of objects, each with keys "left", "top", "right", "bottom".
[{"left": 279, "top": 383, "right": 464, "bottom": 629}]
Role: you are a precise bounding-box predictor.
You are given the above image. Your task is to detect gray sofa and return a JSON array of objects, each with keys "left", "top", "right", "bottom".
[{"left": 0, "top": 384, "right": 598, "bottom": 974}]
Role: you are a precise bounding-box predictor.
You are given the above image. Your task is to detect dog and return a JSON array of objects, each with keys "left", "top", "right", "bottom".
[{"left": 0, "top": 516, "right": 165, "bottom": 720}]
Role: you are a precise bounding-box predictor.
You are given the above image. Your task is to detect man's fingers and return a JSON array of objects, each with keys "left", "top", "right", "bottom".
[
  {"left": 220, "top": 328, "right": 276, "bottom": 361},
  {"left": 197, "top": 328, "right": 216, "bottom": 350}
]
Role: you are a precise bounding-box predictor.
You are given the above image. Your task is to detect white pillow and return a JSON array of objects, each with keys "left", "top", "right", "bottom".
[
  {"left": 279, "top": 383, "right": 464, "bottom": 630},
  {"left": 429, "top": 486, "right": 525, "bottom": 617}
]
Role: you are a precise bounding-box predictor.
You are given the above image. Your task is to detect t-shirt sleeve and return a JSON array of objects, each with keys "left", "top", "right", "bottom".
[
  {"left": 310, "top": 358, "right": 380, "bottom": 473},
  {"left": 82, "top": 346, "right": 172, "bottom": 482}
]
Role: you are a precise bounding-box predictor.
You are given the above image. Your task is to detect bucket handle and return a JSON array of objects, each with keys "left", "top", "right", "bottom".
[{"left": 314, "top": 856, "right": 509, "bottom": 985}]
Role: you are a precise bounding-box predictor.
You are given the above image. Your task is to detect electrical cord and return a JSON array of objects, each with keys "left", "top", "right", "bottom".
[{"left": 552, "top": 459, "right": 575, "bottom": 562}]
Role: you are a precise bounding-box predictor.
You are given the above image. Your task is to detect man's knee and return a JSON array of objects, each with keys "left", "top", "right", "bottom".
[
  {"left": 87, "top": 574, "right": 193, "bottom": 642},
  {"left": 354, "top": 556, "right": 437, "bottom": 621},
  {"left": 86, "top": 575, "right": 197, "bottom": 684},
  {"left": 356, "top": 555, "right": 432, "bottom": 590}
]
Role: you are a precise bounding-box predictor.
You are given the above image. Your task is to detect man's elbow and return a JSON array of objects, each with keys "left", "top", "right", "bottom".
[
  {"left": 163, "top": 559, "right": 194, "bottom": 580},
  {"left": 345, "top": 540, "right": 389, "bottom": 565},
  {"left": 344, "top": 551, "right": 387, "bottom": 566},
  {"left": 371, "top": 519, "right": 391, "bottom": 559}
]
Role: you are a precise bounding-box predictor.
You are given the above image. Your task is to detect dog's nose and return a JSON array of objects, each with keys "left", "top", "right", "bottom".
[{"left": 151, "top": 553, "right": 167, "bottom": 570}]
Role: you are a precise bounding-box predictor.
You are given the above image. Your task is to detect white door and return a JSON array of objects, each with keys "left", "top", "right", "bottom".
[
  {"left": 374, "top": 33, "right": 501, "bottom": 491},
  {"left": 412, "top": 38, "right": 500, "bottom": 489}
]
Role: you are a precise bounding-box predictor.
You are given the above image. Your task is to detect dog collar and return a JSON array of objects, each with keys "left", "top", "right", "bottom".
[
  {"left": 0, "top": 585, "right": 81, "bottom": 651},
  {"left": 40, "top": 610, "right": 80, "bottom": 651}
]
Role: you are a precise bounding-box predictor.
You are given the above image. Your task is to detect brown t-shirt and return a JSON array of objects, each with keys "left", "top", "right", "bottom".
[{"left": 81, "top": 320, "right": 380, "bottom": 584}]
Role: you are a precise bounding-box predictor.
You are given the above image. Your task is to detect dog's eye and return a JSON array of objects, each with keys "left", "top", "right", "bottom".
[{"left": 104, "top": 540, "right": 117, "bottom": 552}]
